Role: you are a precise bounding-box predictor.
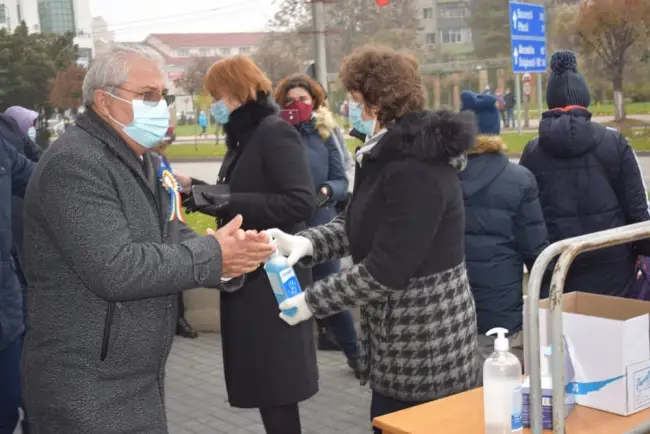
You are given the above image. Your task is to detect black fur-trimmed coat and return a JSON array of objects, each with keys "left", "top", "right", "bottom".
[{"left": 299, "top": 110, "right": 480, "bottom": 402}]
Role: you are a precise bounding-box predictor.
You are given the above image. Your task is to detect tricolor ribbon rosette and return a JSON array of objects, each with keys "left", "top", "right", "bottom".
[{"left": 158, "top": 159, "right": 186, "bottom": 223}]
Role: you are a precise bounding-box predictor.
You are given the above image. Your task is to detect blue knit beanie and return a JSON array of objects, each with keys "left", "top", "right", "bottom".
[
  {"left": 460, "top": 91, "right": 500, "bottom": 135},
  {"left": 546, "top": 51, "right": 590, "bottom": 109}
]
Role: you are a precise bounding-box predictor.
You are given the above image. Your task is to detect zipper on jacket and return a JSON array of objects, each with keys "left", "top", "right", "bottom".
[{"left": 100, "top": 302, "right": 116, "bottom": 361}]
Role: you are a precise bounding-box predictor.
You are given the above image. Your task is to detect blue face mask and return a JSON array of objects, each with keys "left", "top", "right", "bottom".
[
  {"left": 353, "top": 118, "right": 376, "bottom": 138},
  {"left": 108, "top": 93, "right": 170, "bottom": 148},
  {"left": 27, "top": 127, "right": 36, "bottom": 140},
  {"left": 348, "top": 103, "right": 362, "bottom": 122},
  {"left": 211, "top": 100, "right": 231, "bottom": 125}
]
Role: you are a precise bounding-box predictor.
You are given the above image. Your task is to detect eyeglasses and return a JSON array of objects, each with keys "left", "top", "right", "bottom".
[{"left": 108, "top": 85, "right": 176, "bottom": 107}]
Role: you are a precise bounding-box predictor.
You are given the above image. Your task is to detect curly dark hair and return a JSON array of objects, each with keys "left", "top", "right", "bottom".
[
  {"left": 274, "top": 74, "right": 327, "bottom": 109},
  {"left": 339, "top": 45, "right": 425, "bottom": 127}
]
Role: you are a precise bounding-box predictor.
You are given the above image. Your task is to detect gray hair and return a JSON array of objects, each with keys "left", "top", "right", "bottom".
[{"left": 82, "top": 43, "right": 164, "bottom": 106}]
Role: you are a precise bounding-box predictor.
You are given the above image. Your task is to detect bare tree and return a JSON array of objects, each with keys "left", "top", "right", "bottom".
[{"left": 574, "top": 0, "right": 650, "bottom": 120}]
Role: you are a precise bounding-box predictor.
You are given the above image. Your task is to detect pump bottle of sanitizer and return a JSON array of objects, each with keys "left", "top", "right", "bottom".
[
  {"left": 264, "top": 239, "right": 303, "bottom": 317},
  {"left": 483, "top": 327, "right": 523, "bottom": 434}
]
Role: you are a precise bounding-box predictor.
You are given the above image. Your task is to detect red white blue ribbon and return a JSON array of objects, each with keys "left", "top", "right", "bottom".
[{"left": 158, "top": 158, "right": 185, "bottom": 223}]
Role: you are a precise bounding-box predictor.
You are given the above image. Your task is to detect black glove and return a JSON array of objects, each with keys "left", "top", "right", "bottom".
[
  {"left": 349, "top": 128, "right": 366, "bottom": 143},
  {"left": 316, "top": 184, "right": 331, "bottom": 207},
  {"left": 184, "top": 184, "right": 231, "bottom": 217}
]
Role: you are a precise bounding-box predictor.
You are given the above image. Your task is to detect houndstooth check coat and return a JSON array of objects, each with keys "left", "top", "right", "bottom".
[{"left": 299, "top": 110, "right": 480, "bottom": 402}]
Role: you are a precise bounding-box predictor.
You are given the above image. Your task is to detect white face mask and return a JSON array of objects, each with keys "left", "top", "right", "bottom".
[{"left": 27, "top": 127, "right": 36, "bottom": 140}]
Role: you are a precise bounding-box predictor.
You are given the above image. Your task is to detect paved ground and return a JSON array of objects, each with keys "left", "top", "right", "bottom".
[{"left": 166, "top": 335, "right": 372, "bottom": 434}]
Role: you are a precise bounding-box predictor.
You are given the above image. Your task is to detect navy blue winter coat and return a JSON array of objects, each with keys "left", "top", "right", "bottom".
[
  {"left": 520, "top": 107, "right": 650, "bottom": 297},
  {"left": 460, "top": 135, "right": 548, "bottom": 335},
  {"left": 296, "top": 108, "right": 348, "bottom": 229},
  {"left": 0, "top": 133, "right": 35, "bottom": 350}
]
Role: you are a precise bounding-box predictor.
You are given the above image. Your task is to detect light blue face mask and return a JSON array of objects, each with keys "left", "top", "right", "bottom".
[
  {"left": 352, "top": 118, "right": 377, "bottom": 138},
  {"left": 349, "top": 102, "right": 376, "bottom": 137},
  {"left": 211, "top": 100, "right": 231, "bottom": 125},
  {"left": 107, "top": 93, "right": 170, "bottom": 148},
  {"left": 27, "top": 127, "right": 36, "bottom": 140}
]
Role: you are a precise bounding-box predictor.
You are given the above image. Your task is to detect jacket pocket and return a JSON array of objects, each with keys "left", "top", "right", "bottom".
[{"left": 100, "top": 302, "right": 117, "bottom": 361}]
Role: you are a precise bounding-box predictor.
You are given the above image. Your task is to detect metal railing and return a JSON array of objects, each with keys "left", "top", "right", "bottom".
[{"left": 526, "top": 221, "right": 650, "bottom": 434}]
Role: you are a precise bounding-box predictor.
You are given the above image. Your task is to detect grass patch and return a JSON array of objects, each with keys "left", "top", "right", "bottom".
[
  {"left": 183, "top": 211, "right": 215, "bottom": 233},
  {"left": 166, "top": 131, "right": 650, "bottom": 161},
  {"left": 603, "top": 118, "right": 650, "bottom": 129}
]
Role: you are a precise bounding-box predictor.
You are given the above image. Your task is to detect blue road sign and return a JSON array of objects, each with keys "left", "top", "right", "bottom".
[
  {"left": 509, "top": 1, "right": 546, "bottom": 74},
  {"left": 512, "top": 39, "right": 546, "bottom": 73}
]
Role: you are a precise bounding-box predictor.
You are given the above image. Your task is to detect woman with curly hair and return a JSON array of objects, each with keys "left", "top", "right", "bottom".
[
  {"left": 267, "top": 45, "right": 480, "bottom": 430},
  {"left": 274, "top": 74, "right": 361, "bottom": 376}
]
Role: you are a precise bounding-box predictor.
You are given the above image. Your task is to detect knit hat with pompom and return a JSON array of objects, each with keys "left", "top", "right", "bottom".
[{"left": 546, "top": 50, "right": 590, "bottom": 109}]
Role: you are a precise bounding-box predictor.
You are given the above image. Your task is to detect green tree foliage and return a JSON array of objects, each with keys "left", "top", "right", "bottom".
[{"left": 0, "top": 22, "right": 77, "bottom": 145}]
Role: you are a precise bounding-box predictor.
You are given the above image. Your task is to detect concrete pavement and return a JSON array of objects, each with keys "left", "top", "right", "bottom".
[{"left": 166, "top": 335, "right": 372, "bottom": 434}]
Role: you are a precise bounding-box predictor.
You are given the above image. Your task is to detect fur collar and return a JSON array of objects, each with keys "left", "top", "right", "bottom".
[
  {"left": 224, "top": 92, "right": 278, "bottom": 150},
  {"left": 469, "top": 135, "right": 507, "bottom": 155},
  {"left": 312, "top": 106, "right": 337, "bottom": 140},
  {"left": 370, "top": 110, "right": 476, "bottom": 167}
]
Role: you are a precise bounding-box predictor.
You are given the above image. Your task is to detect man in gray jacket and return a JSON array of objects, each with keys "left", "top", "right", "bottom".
[{"left": 21, "top": 44, "right": 273, "bottom": 434}]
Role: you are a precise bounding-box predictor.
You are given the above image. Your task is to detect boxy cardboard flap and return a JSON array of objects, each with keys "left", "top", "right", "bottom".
[{"left": 539, "top": 292, "right": 650, "bottom": 321}]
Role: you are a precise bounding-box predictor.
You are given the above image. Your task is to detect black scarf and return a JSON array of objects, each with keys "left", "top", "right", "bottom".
[{"left": 223, "top": 91, "right": 277, "bottom": 150}]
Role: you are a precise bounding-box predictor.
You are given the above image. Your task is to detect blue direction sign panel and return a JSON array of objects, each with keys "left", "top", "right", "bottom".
[{"left": 509, "top": 1, "right": 546, "bottom": 73}]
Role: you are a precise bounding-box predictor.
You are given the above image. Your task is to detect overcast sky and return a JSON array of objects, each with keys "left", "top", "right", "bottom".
[{"left": 89, "top": 0, "right": 279, "bottom": 42}]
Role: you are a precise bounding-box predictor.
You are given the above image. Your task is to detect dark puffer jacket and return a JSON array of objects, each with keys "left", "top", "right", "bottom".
[
  {"left": 459, "top": 135, "right": 548, "bottom": 335},
  {"left": 520, "top": 107, "right": 650, "bottom": 297}
]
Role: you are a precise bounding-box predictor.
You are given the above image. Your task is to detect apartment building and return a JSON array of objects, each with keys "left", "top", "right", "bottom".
[{"left": 417, "top": 0, "right": 473, "bottom": 58}]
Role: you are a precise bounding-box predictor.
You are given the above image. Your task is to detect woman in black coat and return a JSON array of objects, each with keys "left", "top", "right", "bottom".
[
  {"left": 176, "top": 55, "right": 318, "bottom": 434},
  {"left": 268, "top": 45, "right": 479, "bottom": 432}
]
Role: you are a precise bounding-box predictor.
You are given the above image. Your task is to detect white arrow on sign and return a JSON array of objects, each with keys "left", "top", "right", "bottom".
[
  {"left": 512, "top": 11, "right": 518, "bottom": 28},
  {"left": 513, "top": 48, "right": 519, "bottom": 65}
]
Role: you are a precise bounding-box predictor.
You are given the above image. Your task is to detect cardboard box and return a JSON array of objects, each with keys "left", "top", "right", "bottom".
[{"left": 536, "top": 292, "right": 650, "bottom": 416}]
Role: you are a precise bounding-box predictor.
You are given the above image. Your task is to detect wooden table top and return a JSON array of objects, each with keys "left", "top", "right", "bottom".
[{"left": 373, "top": 387, "right": 650, "bottom": 434}]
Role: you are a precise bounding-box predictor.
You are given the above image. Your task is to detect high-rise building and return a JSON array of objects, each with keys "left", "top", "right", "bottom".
[{"left": 37, "top": 0, "right": 75, "bottom": 34}]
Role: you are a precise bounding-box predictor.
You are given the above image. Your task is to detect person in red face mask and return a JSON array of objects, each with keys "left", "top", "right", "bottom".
[{"left": 274, "top": 74, "right": 361, "bottom": 376}]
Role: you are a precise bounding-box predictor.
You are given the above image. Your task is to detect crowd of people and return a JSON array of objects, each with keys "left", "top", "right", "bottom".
[{"left": 0, "top": 43, "right": 648, "bottom": 434}]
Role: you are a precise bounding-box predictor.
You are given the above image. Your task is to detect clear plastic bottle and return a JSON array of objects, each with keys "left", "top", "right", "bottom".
[
  {"left": 264, "top": 241, "right": 302, "bottom": 317},
  {"left": 483, "top": 327, "right": 523, "bottom": 434}
]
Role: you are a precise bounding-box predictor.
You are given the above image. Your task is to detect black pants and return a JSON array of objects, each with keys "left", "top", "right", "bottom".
[
  {"left": 370, "top": 392, "right": 424, "bottom": 434},
  {"left": 178, "top": 292, "right": 185, "bottom": 318},
  {"left": 259, "top": 404, "right": 301, "bottom": 434}
]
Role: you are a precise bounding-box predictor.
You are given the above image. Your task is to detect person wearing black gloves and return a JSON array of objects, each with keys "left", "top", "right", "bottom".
[
  {"left": 174, "top": 55, "right": 318, "bottom": 434},
  {"left": 274, "top": 74, "right": 361, "bottom": 377}
]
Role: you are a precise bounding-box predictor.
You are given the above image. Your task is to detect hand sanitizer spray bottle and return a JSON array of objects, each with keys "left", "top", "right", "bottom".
[
  {"left": 483, "top": 327, "right": 523, "bottom": 434},
  {"left": 264, "top": 239, "right": 303, "bottom": 317}
]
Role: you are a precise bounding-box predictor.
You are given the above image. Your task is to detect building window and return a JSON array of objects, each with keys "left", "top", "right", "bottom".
[
  {"left": 219, "top": 47, "right": 231, "bottom": 56},
  {"left": 199, "top": 48, "right": 211, "bottom": 56},
  {"left": 425, "top": 33, "right": 436, "bottom": 45},
  {"left": 0, "top": 5, "right": 6, "bottom": 24},
  {"left": 439, "top": 3, "right": 467, "bottom": 19},
  {"left": 177, "top": 48, "right": 189, "bottom": 57},
  {"left": 440, "top": 27, "right": 471, "bottom": 44},
  {"left": 423, "top": 8, "right": 433, "bottom": 19},
  {"left": 38, "top": 0, "right": 76, "bottom": 35},
  {"left": 239, "top": 46, "right": 251, "bottom": 54}
]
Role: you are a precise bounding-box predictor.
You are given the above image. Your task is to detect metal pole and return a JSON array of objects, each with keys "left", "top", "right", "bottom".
[
  {"left": 537, "top": 73, "right": 544, "bottom": 118},
  {"left": 526, "top": 221, "right": 650, "bottom": 433},
  {"left": 311, "top": 0, "right": 328, "bottom": 93},
  {"left": 515, "top": 73, "right": 522, "bottom": 135}
]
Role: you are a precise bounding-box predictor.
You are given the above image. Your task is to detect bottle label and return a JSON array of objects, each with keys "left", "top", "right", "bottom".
[
  {"left": 512, "top": 385, "right": 523, "bottom": 431},
  {"left": 279, "top": 267, "right": 302, "bottom": 298}
]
